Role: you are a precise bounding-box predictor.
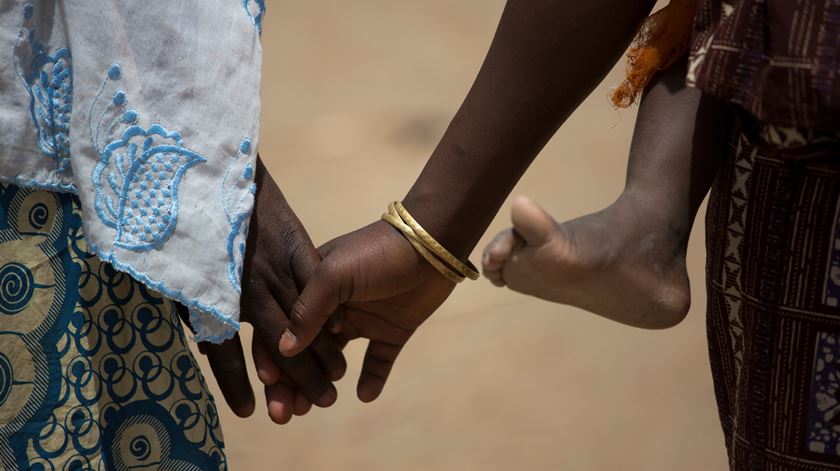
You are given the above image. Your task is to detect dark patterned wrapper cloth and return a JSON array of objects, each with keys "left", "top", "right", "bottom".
[
  {"left": 689, "top": 0, "right": 840, "bottom": 130},
  {"left": 0, "top": 184, "right": 226, "bottom": 470},
  {"left": 707, "top": 113, "right": 840, "bottom": 470}
]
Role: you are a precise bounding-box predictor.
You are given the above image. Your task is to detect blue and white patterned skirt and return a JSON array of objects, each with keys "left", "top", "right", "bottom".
[{"left": 0, "top": 184, "right": 226, "bottom": 470}]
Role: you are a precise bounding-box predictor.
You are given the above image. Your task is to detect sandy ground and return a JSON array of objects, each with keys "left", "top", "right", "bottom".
[{"left": 192, "top": 1, "right": 729, "bottom": 469}]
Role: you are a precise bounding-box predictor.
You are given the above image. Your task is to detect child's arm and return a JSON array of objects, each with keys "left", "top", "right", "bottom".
[{"left": 402, "top": 0, "right": 658, "bottom": 259}]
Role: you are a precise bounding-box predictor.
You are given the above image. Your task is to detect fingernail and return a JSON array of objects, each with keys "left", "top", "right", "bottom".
[
  {"left": 482, "top": 253, "right": 490, "bottom": 265},
  {"left": 330, "top": 366, "right": 347, "bottom": 381},
  {"left": 235, "top": 402, "right": 255, "bottom": 418},
  {"left": 279, "top": 330, "right": 297, "bottom": 353},
  {"left": 327, "top": 321, "right": 343, "bottom": 334},
  {"left": 256, "top": 367, "right": 278, "bottom": 386},
  {"left": 319, "top": 388, "right": 337, "bottom": 407}
]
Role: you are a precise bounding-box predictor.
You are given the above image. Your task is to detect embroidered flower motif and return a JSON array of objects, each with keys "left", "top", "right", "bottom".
[
  {"left": 90, "top": 64, "right": 205, "bottom": 252},
  {"left": 242, "top": 0, "right": 266, "bottom": 33},
  {"left": 14, "top": 2, "right": 73, "bottom": 174},
  {"left": 221, "top": 138, "right": 256, "bottom": 293},
  {"left": 93, "top": 126, "right": 206, "bottom": 251}
]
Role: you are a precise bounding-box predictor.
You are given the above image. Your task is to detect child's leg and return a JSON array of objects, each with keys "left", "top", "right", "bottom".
[{"left": 482, "top": 59, "right": 731, "bottom": 328}]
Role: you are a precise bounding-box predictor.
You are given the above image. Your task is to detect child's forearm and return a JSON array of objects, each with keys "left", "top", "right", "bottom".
[{"left": 402, "top": 0, "right": 657, "bottom": 259}]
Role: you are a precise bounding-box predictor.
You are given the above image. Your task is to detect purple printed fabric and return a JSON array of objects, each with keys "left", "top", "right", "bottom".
[{"left": 688, "top": 0, "right": 840, "bottom": 130}]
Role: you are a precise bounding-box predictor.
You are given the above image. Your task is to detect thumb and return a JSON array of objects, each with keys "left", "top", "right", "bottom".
[
  {"left": 280, "top": 263, "right": 348, "bottom": 357},
  {"left": 291, "top": 239, "right": 320, "bottom": 289},
  {"left": 510, "top": 196, "right": 555, "bottom": 246}
]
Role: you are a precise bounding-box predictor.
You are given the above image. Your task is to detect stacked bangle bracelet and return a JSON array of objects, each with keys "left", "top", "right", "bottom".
[{"left": 381, "top": 201, "right": 479, "bottom": 283}]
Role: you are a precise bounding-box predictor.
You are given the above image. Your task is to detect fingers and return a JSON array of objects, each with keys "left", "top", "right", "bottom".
[
  {"left": 252, "top": 335, "right": 282, "bottom": 385},
  {"left": 342, "top": 308, "right": 413, "bottom": 344},
  {"left": 310, "top": 331, "right": 347, "bottom": 381},
  {"left": 325, "top": 305, "right": 345, "bottom": 334},
  {"left": 286, "top": 219, "right": 321, "bottom": 292},
  {"left": 201, "top": 335, "right": 256, "bottom": 418},
  {"left": 287, "top": 241, "right": 347, "bottom": 381},
  {"left": 294, "top": 390, "right": 313, "bottom": 416},
  {"left": 279, "top": 352, "right": 338, "bottom": 407},
  {"left": 173, "top": 301, "right": 194, "bottom": 332},
  {"left": 257, "top": 323, "right": 345, "bottom": 404},
  {"left": 281, "top": 267, "right": 346, "bottom": 357},
  {"left": 255, "top": 318, "right": 338, "bottom": 407},
  {"left": 263, "top": 373, "right": 315, "bottom": 424},
  {"left": 357, "top": 341, "right": 404, "bottom": 403},
  {"left": 245, "top": 287, "right": 339, "bottom": 407},
  {"left": 246, "top": 159, "right": 345, "bottom": 412},
  {"left": 264, "top": 380, "right": 295, "bottom": 425}
]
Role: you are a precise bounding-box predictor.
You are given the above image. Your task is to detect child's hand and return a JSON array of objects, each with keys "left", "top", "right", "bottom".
[
  {"left": 279, "top": 220, "right": 456, "bottom": 402},
  {"left": 199, "top": 158, "right": 347, "bottom": 425}
]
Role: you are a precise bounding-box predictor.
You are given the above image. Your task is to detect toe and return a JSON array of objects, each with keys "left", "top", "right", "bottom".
[
  {"left": 483, "top": 267, "right": 507, "bottom": 287},
  {"left": 483, "top": 229, "right": 519, "bottom": 269},
  {"left": 489, "top": 277, "right": 507, "bottom": 287},
  {"left": 511, "top": 196, "right": 556, "bottom": 246},
  {"left": 483, "top": 228, "right": 525, "bottom": 287}
]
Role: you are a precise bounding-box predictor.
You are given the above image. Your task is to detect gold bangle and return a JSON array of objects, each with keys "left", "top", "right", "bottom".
[
  {"left": 382, "top": 207, "right": 465, "bottom": 284},
  {"left": 394, "top": 202, "right": 479, "bottom": 280}
]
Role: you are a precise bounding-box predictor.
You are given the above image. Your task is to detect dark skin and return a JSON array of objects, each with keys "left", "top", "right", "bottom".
[
  {"left": 190, "top": 158, "right": 347, "bottom": 424},
  {"left": 483, "top": 59, "right": 731, "bottom": 329},
  {"left": 278, "top": 0, "right": 659, "bottom": 402}
]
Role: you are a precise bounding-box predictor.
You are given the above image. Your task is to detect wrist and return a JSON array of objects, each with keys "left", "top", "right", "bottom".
[
  {"left": 401, "top": 191, "right": 475, "bottom": 261},
  {"left": 402, "top": 172, "right": 513, "bottom": 261}
]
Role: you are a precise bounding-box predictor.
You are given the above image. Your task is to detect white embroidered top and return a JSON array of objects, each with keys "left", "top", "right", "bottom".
[{"left": 0, "top": 1, "right": 266, "bottom": 342}]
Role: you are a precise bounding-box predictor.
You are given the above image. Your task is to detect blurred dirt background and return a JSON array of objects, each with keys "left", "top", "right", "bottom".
[{"left": 192, "top": 1, "right": 728, "bottom": 469}]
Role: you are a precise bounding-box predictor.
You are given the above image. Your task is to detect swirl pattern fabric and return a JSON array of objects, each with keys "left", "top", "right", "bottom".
[{"left": 0, "top": 183, "right": 226, "bottom": 470}]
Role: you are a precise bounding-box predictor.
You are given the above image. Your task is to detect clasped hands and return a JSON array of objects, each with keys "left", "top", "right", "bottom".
[{"left": 193, "top": 158, "right": 456, "bottom": 424}]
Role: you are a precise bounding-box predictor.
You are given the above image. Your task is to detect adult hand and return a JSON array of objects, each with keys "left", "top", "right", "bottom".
[
  {"left": 279, "top": 220, "right": 456, "bottom": 402},
  {"left": 193, "top": 157, "right": 347, "bottom": 424}
]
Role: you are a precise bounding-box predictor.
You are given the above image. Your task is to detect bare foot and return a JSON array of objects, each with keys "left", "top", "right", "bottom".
[{"left": 483, "top": 196, "right": 691, "bottom": 329}]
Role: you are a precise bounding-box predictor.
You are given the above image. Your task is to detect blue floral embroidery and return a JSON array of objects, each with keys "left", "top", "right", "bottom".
[
  {"left": 221, "top": 138, "right": 256, "bottom": 293},
  {"left": 242, "top": 0, "right": 266, "bottom": 33},
  {"left": 13, "top": 2, "right": 73, "bottom": 173},
  {"left": 89, "top": 64, "right": 205, "bottom": 252}
]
